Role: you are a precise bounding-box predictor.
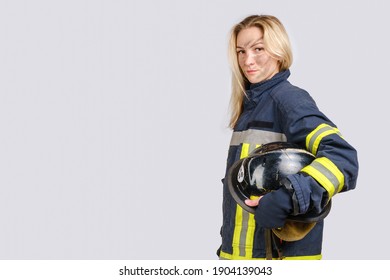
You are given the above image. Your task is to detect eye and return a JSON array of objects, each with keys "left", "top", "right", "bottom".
[
  {"left": 255, "top": 47, "right": 264, "bottom": 52},
  {"left": 236, "top": 50, "right": 245, "bottom": 55}
]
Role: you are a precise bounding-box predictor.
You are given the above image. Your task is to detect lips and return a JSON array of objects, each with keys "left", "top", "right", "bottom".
[{"left": 246, "top": 69, "right": 257, "bottom": 75}]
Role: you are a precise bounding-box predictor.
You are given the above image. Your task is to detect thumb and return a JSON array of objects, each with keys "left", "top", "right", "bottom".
[{"left": 244, "top": 196, "right": 262, "bottom": 207}]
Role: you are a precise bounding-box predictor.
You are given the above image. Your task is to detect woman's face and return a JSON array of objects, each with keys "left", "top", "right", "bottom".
[{"left": 236, "top": 26, "right": 280, "bottom": 84}]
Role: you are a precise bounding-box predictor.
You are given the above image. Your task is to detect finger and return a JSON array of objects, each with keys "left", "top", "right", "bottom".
[{"left": 244, "top": 196, "right": 262, "bottom": 207}]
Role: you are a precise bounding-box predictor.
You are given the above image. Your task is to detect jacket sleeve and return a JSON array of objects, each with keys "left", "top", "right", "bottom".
[{"left": 275, "top": 86, "right": 359, "bottom": 216}]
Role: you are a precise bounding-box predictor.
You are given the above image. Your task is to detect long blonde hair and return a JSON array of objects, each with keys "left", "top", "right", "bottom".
[{"left": 228, "top": 15, "right": 293, "bottom": 128}]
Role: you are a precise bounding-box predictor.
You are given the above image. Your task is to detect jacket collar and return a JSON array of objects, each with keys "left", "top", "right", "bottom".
[{"left": 244, "top": 70, "right": 290, "bottom": 107}]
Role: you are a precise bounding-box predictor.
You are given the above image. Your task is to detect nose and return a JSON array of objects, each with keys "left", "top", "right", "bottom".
[{"left": 244, "top": 52, "right": 255, "bottom": 66}]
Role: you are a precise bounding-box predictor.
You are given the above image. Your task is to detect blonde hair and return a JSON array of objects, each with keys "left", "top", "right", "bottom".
[{"left": 228, "top": 15, "right": 293, "bottom": 128}]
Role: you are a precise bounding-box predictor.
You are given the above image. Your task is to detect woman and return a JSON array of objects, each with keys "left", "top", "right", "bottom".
[{"left": 218, "top": 15, "right": 359, "bottom": 260}]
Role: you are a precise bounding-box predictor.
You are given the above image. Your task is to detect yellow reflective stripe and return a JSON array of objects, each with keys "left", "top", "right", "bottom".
[
  {"left": 245, "top": 214, "right": 256, "bottom": 258},
  {"left": 219, "top": 250, "right": 322, "bottom": 260},
  {"left": 240, "top": 143, "right": 250, "bottom": 159},
  {"left": 246, "top": 144, "right": 260, "bottom": 258},
  {"left": 301, "top": 157, "right": 344, "bottom": 198},
  {"left": 306, "top": 124, "right": 342, "bottom": 155},
  {"left": 232, "top": 143, "right": 250, "bottom": 257},
  {"left": 232, "top": 205, "right": 244, "bottom": 257},
  {"left": 232, "top": 143, "right": 257, "bottom": 258},
  {"left": 317, "top": 157, "right": 344, "bottom": 193}
]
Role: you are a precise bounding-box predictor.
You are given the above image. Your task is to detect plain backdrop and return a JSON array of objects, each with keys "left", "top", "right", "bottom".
[{"left": 0, "top": 0, "right": 388, "bottom": 260}]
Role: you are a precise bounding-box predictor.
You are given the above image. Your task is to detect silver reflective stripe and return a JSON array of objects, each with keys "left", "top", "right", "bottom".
[
  {"left": 307, "top": 126, "right": 331, "bottom": 153},
  {"left": 306, "top": 124, "right": 343, "bottom": 155},
  {"left": 230, "top": 129, "right": 287, "bottom": 147},
  {"left": 310, "top": 161, "right": 341, "bottom": 193},
  {"left": 239, "top": 210, "right": 250, "bottom": 257}
]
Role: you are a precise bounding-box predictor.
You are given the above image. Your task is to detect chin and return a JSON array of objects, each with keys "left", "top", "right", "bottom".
[{"left": 249, "top": 78, "right": 263, "bottom": 84}]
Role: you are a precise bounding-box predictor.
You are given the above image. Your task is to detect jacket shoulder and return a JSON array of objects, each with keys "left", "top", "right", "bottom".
[{"left": 269, "top": 81, "right": 318, "bottom": 113}]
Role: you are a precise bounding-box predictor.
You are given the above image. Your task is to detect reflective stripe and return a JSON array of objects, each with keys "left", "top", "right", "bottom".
[
  {"left": 219, "top": 250, "right": 322, "bottom": 260},
  {"left": 244, "top": 144, "right": 260, "bottom": 257},
  {"left": 232, "top": 143, "right": 256, "bottom": 258},
  {"left": 306, "top": 124, "right": 342, "bottom": 155},
  {"left": 232, "top": 204, "right": 256, "bottom": 258},
  {"left": 230, "top": 129, "right": 286, "bottom": 147},
  {"left": 240, "top": 143, "right": 250, "bottom": 159},
  {"left": 232, "top": 205, "right": 245, "bottom": 257},
  {"left": 301, "top": 157, "right": 344, "bottom": 198},
  {"left": 245, "top": 214, "right": 256, "bottom": 257}
]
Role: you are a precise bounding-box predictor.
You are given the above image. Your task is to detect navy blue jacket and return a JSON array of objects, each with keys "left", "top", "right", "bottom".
[{"left": 219, "top": 70, "right": 359, "bottom": 259}]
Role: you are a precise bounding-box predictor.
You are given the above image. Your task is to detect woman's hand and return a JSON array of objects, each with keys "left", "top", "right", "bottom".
[{"left": 244, "top": 196, "right": 263, "bottom": 207}]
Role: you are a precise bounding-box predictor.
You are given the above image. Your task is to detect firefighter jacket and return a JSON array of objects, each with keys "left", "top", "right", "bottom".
[{"left": 218, "top": 69, "right": 359, "bottom": 260}]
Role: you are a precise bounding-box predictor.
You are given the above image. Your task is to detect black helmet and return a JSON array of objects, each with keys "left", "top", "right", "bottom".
[{"left": 227, "top": 142, "right": 331, "bottom": 223}]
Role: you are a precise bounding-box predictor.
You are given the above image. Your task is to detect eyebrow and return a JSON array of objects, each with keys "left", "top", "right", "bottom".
[{"left": 236, "top": 39, "right": 264, "bottom": 49}]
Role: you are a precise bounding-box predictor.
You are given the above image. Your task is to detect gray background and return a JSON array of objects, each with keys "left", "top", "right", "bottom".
[{"left": 0, "top": 0, "right": 388, "bottom": 260}]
